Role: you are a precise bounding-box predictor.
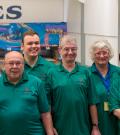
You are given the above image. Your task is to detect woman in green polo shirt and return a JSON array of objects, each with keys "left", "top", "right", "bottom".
[{"left": 89, "top": 40, "right": 119, "bottom": 135}]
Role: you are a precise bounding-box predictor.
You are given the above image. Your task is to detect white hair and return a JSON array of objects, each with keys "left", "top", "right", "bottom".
[
  {"left": 90, "top": 40, "right": 114, "bottom": 61},
  {"left": 59, "top": 35, "right": 77, "bottom": 47}
]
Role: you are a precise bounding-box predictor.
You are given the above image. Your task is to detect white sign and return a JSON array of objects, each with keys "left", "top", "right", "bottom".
[{"left": 0, "top": 0, "right": 64, "bottom": 23}]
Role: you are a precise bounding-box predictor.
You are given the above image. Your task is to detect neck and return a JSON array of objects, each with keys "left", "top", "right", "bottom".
[
  {"left": 8, "top": 77, "right": 21, "bottom": 85},
  {"left": 95, "top": 63, "right": 108, "bottom": 77},
  {"left": 62, "top": 61, "right": 75, "bottom": 72},
  {"left": 24, "top": 55, "right": 38, "bottom": 67}
]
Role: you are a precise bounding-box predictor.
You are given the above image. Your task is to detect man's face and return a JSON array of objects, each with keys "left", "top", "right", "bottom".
[
  {"left": 4, "top": 54, "right": 24, "bottom": 83},
  {"left": 59, "top": 42, "right": 77, "bottom": 63},
  {"left": 94, "top": 48, "right": 110, "bottom": 66},
  {"left": 21, "top": 34, "right": 40, "bottom": 58}
]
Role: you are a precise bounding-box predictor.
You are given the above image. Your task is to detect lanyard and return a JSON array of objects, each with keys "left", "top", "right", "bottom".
[{"left": 96, "top": 65, "right": 110, "bottom": 95}]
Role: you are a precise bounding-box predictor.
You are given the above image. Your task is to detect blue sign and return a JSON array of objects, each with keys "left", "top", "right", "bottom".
[{"left": 0, "top": 22, "right": 67, "bottom": 51}]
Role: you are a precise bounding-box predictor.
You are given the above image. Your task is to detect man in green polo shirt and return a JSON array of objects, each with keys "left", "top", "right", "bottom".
[
  {"left": 46, "top": 35, "right": 101, "bottom": 135},
  {"left": 21, "top": 30, "right": 54, "bottom": 82},
  {"left": 0, "top": 51, "right": 54, "bottom": 135}
]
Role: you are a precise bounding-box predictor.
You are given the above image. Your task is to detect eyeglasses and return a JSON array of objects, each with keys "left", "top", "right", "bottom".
[
  {"left": 5, "top": 61, "right": 24, "bottom": 66},
  {"left": 95, "top": 51, "right": 109, "bottom": 57},
  {"left": 63, "top": 47, "right": 77, "bottom": 52},
  {"left": 26, "top": 41, "right": 40, "bottom": 46}
]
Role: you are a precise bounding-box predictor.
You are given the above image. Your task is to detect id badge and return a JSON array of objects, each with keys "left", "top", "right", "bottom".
[{"left": 104, "top": 102, "right": 109, "bottom": 111}]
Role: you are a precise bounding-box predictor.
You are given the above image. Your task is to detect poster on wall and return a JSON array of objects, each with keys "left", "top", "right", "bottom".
[{"left": 0, "top": 22, "right": 67, "bottom": 58}]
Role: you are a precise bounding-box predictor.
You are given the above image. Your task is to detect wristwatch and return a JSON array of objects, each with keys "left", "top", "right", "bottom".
[{"left": 92, "top": 123, "right": 98, "bottom": 127}]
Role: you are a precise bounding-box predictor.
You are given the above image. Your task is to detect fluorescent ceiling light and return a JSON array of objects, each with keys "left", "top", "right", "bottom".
[{"left": 78, "top": 0, "right": 86, "bottom": 3}]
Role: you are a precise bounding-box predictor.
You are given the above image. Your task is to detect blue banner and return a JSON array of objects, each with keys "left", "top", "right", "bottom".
[{"left": 0, "top": 22, "right": 67, "bottom": 51}]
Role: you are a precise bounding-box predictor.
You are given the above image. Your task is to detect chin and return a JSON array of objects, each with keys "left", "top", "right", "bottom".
[
  {"left": 30, "top": 54, "right": 38, "bottom": 57},
  {"left": 100, "top": 61, "right": 107, "bottom": 64},
  {"left": 98, "top": 63, "right": 107, "bottom": 66},
  {"left": 66, "top": 60, "right": 75, "bottom": 63}
]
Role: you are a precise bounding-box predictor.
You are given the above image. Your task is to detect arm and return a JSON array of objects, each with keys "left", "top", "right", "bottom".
[
  {"left": 109, "top": 73, "right": 120, "bottom": 119},
  {"left": 87, "top": 70, "right": 101, "bottom": 135},
  {"left": 37, "top": 80, "right": 57, "bottom": 135},
  {"left": 90, "top": 105, "right": 101, "bottom": 135},
  {"left": 42, "top": 72, "right": 58, "bottom": 135},
  {"left": 41, "top": 112, "right": 54, "bottom": 135},
  {"left": 113, "top": 109, "right": 120, "bottom": 119}
]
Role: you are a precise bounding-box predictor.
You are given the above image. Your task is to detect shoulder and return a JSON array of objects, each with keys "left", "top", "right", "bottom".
[
  {"left": 27, "top": 74, "right": 43, "bottom": 84},
  {"left": 109, "top": 64, "right": 120, "bottom": 78},
  {"left": 47, "top": 64, "right": 59, "bottom": 73},
  {"left": 77, "top": 63, "right": 90, "bottom": 73},
  {"left": 110, "top": 63, "right": 120, "bottom": 71},
  {"left": 39, "top": 56, "right": 55, "bottom": 67}
]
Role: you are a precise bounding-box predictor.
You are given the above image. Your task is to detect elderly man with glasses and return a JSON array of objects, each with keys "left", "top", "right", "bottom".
[{"left": 0, "top": 51, "right": 55, "bottom": 135}]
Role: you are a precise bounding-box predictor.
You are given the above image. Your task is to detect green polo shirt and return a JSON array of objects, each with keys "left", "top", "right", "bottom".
[
  {"left": 24, "top": 56, "right": 55, "bottom": 81},
  {"left": 90, "top": 63, "right": 119, "bottom": 135},
  {"left": 46, "top": 63, "right": 98, "bottom": 135},
  {"left": 109, "top": 71, "right": 120, "bottom": 135},
  {"left": 0, "top": 72, "right": 49, "bottom": 135}
]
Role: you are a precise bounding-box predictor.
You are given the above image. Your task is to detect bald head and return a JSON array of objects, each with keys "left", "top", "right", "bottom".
[{"left": 5, "top": 51, "right": 24, "bottom": 62}]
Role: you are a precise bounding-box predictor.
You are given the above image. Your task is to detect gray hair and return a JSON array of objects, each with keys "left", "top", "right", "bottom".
[
  {"left": 59, "top": 35, "right": 77, "bottom": 47},
  {"left": 90, "top": 40, "right": 114, "bottom": 61}
]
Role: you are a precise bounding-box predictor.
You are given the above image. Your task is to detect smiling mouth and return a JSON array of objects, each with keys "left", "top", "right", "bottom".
[
  {"left": 30, "top": 47, "right": 39, "bottom": 50},
  {"left": 30, "top": 49, "right": 39, "bottom": 53},
  {"left": 11, "top": 71, "right": 19, "bottom": 74},
  {"left": 10, "top": 69, "right": 20, "bottom": 72}
]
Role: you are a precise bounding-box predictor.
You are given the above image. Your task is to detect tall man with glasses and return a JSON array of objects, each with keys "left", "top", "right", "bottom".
[
  {"left": 21, "top": 30, "right": 55, "bottom": 82},
  {"left": 46, "top": 35, "right": 101, "bottom": 135},
  {"left": 0, "top": 51, "right": 55, "bottom": 135}
]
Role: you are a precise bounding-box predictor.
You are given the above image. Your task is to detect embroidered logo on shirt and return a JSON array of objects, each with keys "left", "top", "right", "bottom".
[{"left": 24, "top": 88, "right": 32, "bottom": 93}]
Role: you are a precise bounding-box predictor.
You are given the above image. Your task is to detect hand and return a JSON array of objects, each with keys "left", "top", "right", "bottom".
[
  {"left": 53, "top": 128, "right": 58, "bottom": 135},
  {"left": 91, "top": 126, "right": 101, "bottom": 135}
]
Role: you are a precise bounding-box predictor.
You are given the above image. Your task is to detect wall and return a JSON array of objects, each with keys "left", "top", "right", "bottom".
[
  {"left": 67, "top": 0, "right": 81, "bottom": 62},
  {"left": 84, "top": 0, "right": 118, "bottom": 65},
  {"left": 118, "top": 0, "right": 120, "bottom": 65}
]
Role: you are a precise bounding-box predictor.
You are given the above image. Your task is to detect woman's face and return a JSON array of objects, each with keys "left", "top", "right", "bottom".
[{"left": 94, "top": 48, "right": 110, "bottom": 66}]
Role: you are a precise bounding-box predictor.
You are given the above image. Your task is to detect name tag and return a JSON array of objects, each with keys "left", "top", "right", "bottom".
[{"left": 104, "top": 102, "right": 109, "bottom": 111}]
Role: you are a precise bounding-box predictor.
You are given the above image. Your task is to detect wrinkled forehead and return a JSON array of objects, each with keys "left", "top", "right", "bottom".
[
  {"left": 62, "top": 42, "right": 77, "bottom": 48},
  {"left": 94, "top": 47, "right": 109, "bottom": 52},
  {"left": 5, "top": 57, "right": 23, "bottom": 62},
  {"left": 5, "top": 54, "right": 24, "bottom": 62}
]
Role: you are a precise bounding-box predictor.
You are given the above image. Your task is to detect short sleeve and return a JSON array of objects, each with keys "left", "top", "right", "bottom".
[
  {"left": 87, "top": 69, "right": 100, "bottom": 105},
  {"left": 37, "top": 80, "right": 50, "bottom": 113},
  {"left": 109, "top": 76, "right": 120, "bottom": 112},
  {"left": 45, "top": 70, "right": 53, "bottom": 106}
]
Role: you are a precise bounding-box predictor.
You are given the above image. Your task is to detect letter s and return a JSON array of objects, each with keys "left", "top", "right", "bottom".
[
  {"left": 6, "top": 6, "right": 22, "bottom": 19},
  {"left": 0, "top": 6, "right": 4, "bottom": 19}
]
